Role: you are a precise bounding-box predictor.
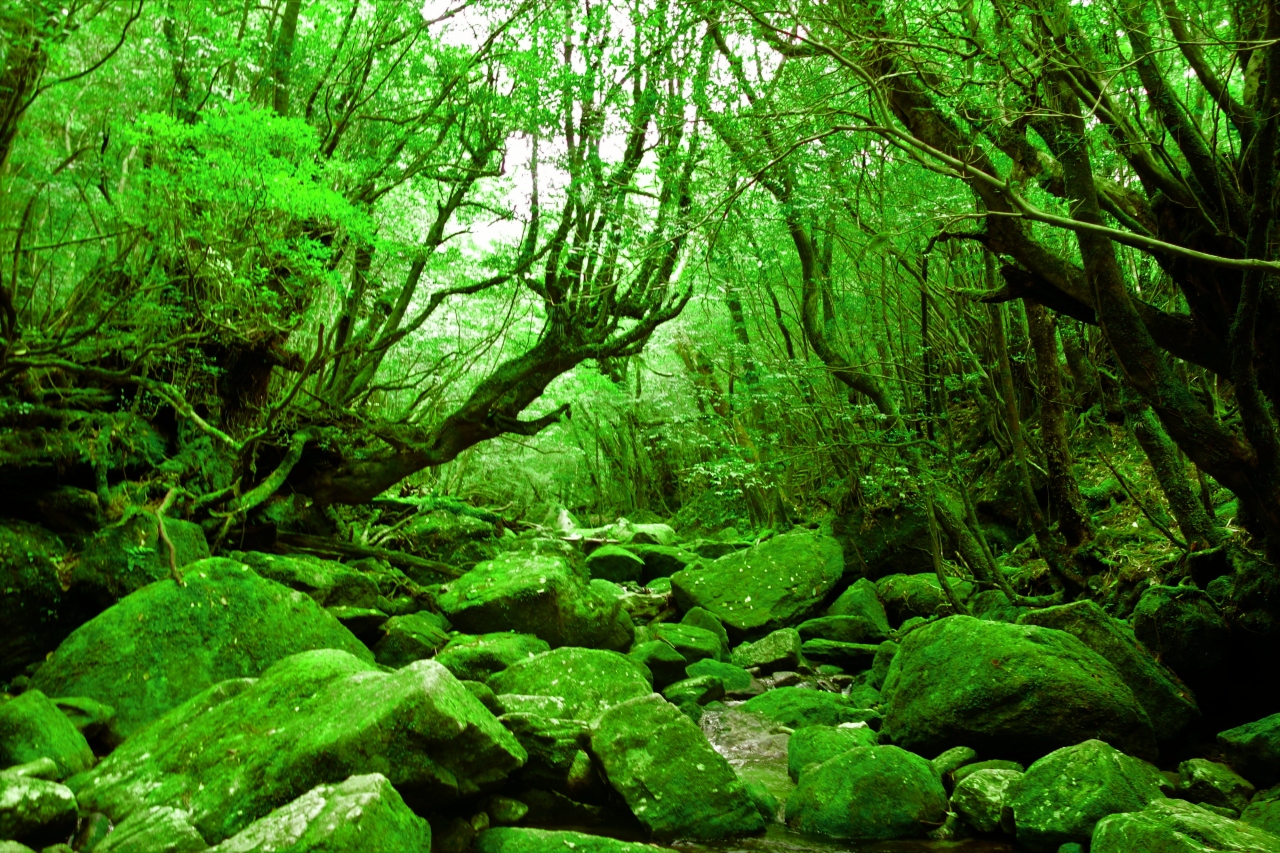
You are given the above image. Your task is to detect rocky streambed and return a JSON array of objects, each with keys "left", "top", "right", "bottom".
[{"left": 3, "top": 520, "right": 1280, "bottom": 853}]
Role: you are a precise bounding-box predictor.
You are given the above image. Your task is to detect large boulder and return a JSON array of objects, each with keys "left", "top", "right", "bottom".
[
  {"left": 740, "top": 688, "right": 879, "bottom": 730},
  {"left": 1006, "top": 739, "right": 1166, "bottom": 852},
  {"left": 30, "top": 557, "right": 371, "bottom": 744},
  {"left": 434, "top": 633, "right": 550, "bottom": 682},
  {"left": 497, "top": 714, "right": 598, "bottom": 798},
  {"left": 589, "top": 694, "right": 764, "bottom": 839},
  {"left": 1092, "top": 798, "right": 1280, "bottom": 853},
  {"left": 440, "top": 554, "right": 633, "bottom": 650},
  {"left": 71, "top": 514, "right": 210, "bottom": 605},
  {"left": 70, "top": 650, "right": 526, "bottom": 845},
  {"left": 876, "top": 573, "right": 972, "bottom": 626},
  {"left": 1132, "top": 586, "right": 1230, "bottom": 696},
  {"left": 648, "top": 623, "right": 723, "bottom": 665},
  {"left": 670, "top": 530, "right": 843, "bottom": 639},
  {"left": 94, "top": 806, "right": 207, "bottom": 853},
  {"left": 1020, "top": 600, "right": 1199, "bottom": 741},
  {"left": 0, "top": 689, "right": 94, "bottom": 778},
  {"left": 880, "top": 616, "right": 1156, "bottom": 762},
  {"left": 487, "top": 648, "right": 651, "bottom": 720},
  {"left": 1218, "top": 713, "right": 1280, "bottom": 787},
  {"left": 797, "top": 614, "right": 889, "bottom": 645},
  {"left": 232, "top": 551, "right": 381, "bottom": 610},
  {"left": 208, "top": 774, "right": 431, "bottom": 852},
  {"left": 787, "top": 724, "right": 878, "bottom": 781},
  {"left": 477, "top": 827, "right": 664, "bottom": 853},
  {"left": 825, "top": 578, "right": 890, "bottom": 628},
  {"left": 785, "top": 746, "right": 948, "bottom": 840}
]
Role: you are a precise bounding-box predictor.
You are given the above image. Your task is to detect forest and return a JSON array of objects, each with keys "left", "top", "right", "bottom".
[{"left": 2, "top": 0, "right": 1280, "bottom": 850}]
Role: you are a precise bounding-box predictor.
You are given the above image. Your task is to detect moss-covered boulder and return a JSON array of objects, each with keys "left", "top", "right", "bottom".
[
  {"left": 1006, "top": 739, "right": 1165, "bottom": 852},
  {"left": 440, "top": 554, "right": 632, "bottom": 650},
  {"left": 670, "top": 531, "right": 843, "bottom": 639},
  {"left": 797, "top": 614, "right": 889, "bottom": 645},
  {"left": 1218, "top": 713, "right": 1280, "bottom": 787},
  {"left": 951, "top": 768, "right": 1021, "bottom": 834},
  {"left": 232, "top": 552, "right": 381, "bottom": 610},
  {"left": 29, "top": 557, "right": 371, "bottom": 744},
  {"left": 589, "top": 694, "right": 765, "bottom": 839},
  {"left": 71, "top": 514, "right": 210, "bottom": 605},
  {"left": 488, "top": 648, "right": 651, "bottom": 720},
  {"left": 1178, "top": 758, "right": 1256, "bottom": 812},
  {"left": 685, "top": 659, "right": 752, "bottom": 692},
  {"left": 1092, "top": 799, "right": 1280, "bottom": 853},
  {"left": 741, "top": 688, "right": 879, "bottom": 730},
  {"left": 680, "top": 607, "right": 730, "bottom": 657},
  {"left": 785, "top": 745, "right": 947, "bottom": 840},
  {"left": 0, "top": 690, "right": 94, "bottom": 779},
  {"left": 1132, "top": 586, "right": 1229, "bottom": 695},
  {"left": 627, "top": 641, "right": 686, "bottom": 689},
  {"left": 826, "top": 578, "right": 890, "bottom": 626},
  {"left": 208, "top": 774, "right": 431, "bottom": 852},
  {"left": 875, "top": 573, "right": 972, "bottom": 626},
  {"left": 1243, "top": 789, "right": 1280, "bottom": 836},
  {"left": 0, "top": 772, "right": 78, "bottom": 848},
  {"left": 650, "top": 623, "right": 723, "bottom": 665},
  {"left": 1020, "top": 600, "right": 1199, "bottom": 741},
  {"left": 477, "top": 827, "right": 664, "bottom": 853},
  {"left": 497, "top": 714, "right": 597, "bottom": 797},
  {"left": 372, "top": 612, "right": 451, "bottom": 668},
  {"left": 787, "top": 724, "right": 878, "bottom": 781},
  {"left": 731, "top": 628, "right": 802, "bottom": 672},
  {"left": 661, "top": 675, "right": 724, "bottom": 707},
  {"left": 435, "top": 633, "right": 551, "bottom": 681},
  {"left": 1, "top": 521, "right": 83, "bottom": 682},
  {"left": 800, "top": 640, "right": 879, "bottom": 670},
  {"left": 70, "top": 650, "right": 526, "bottom": 845},
  {"left": 585, "top": 546, "right": 646, "bottom": 583},
  {"left": 93, "top": 806, "right": 206, "bottom": 853},
  {"left": 625, "top": 545, "right": 699, "bottom": 582},
  {"left": 880, "top": 616, "right": 1156, "bottom": 762}
]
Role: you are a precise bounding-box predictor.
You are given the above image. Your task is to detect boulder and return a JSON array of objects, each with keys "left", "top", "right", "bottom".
[
  {"left": 800, "top": 640, "right": 879, "bottom": 670},
  {"left": 625, "top": 545, "right": 699, "bottom": 582},
  {"left": 497, "top": 714, "right": 597, "bottom": 797},
  {"left": 670, "top": 531, "right": 843, "bottom": 639},
  {"left": 29, "top": 557, "right": 371, "bottom": 745},
  {"left": 867, "top": 640, "right": 898, "bottom": 690},
  {"left": 649, "top": 623, "right": 723, "bottom": 665},
  {"left": 93, "top": 806, "right": 206, "bottom": 853},
  {"left": 627, "top": 642, "right": 686, "bottom": 689},
  {"left": 0, "top": 690, "right": 94, "bottom": 778},
  {"left": 477, "top": 827, "right": 664, "bottom": 853},
  {"left": 72, "top": 514, "right": 210, "bottom": 605},
  {"left": 954, "top": 759, "right": 1024, "bottom": 785},
  {"left": 439, "top": 554, "right": 633, "bottom": 650},
  {"left": 1218, "top": 713, "right": 1280, "bottom": 787},
  {"left": 731, "top": 629, "right": 802, "bottom": 672},
  {"left": 740, "top": 688, "right": 880, "bottom": 730},
  {"left": 372, "top": 612, "right": 451, "bottom": 668},
  {"left": 1177, "top": 759, "right": 1255, "bottom": 812},
  {"left": 661, "top": 676, "right": 724, "bottom": 707},
  {"left": 825, "top": 578, "right": 891, "bottom": 627},
  {"left": 585, "top": 546, "right": 645, "bottom": 583},
  {"left": 1093, "top": 798, "right": 1280, "bottom": 853},
  {"left": 487, "top": 648, "right": 651, "bottom": 720},
  {"left": 1242, "top": 789, "right": 1280, "bottom": 836},
  {"left": 685, "top": 659, "right": 752, "bottom": 692},
  {"left": 589, "top": 694, "right": 764, "bottom": 839},
  {"left": 0, "top": 773, "right": 78, "bottom": 848},
  {"left": 208, "top": 774, "right": 431, "bottom": 852},
  {"left": 1006, "top": 739, "right": 1165, "bottom": 851},
  {"left": 951, "top": 768, "right": 1021, "bottom": 834},
  {"left": 970, "top": 589, "right": 1029, "bottom": 623},
  {"left": 1132, "top": 586, "right": 1229, "bottom": 694},
  {"left": 797, "top": 614, "right": 889, "bottom": 645},
  {"left": 70, "top": 650, "right": 526, "bottom": 845},
  {"left": 47, "top": 697, "right": 113, "bottom": 740},
  {"left": 880, "top": 616, "right": 1157, "bottom": 762},
  {"left": 0, "top": 521, "right": 84, "bottom": 682},
  {"left": 787, "top": 724, "right": 878, "bottom": 781},
  {"left": 680, "top": 607, "right": 730, "bottom": 657},
  {"left": 785, "top": 745, "right": 948, "bottom": 840},
  {"left": 876, "top": 573, "right": 972, "bottom": 626},
  {"left": 232, "top": 552, "right": 381, "bottom": 609},
  {"left": 435, "top": 633, "right": 551, "bottom": 682},
  {"left": 1020, "top": 599, "right": 1199, "bottom": 740}
]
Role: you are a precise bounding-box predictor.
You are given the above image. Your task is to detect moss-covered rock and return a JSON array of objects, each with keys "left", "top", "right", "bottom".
[
  {"left": 0, "top": 690, "right": 94, "bottom": 779},
  {"left": 951, "top": 768, "right": 1021, "bottom": 834},
  {"left": 627, "top": 641, "right": 686, "bottom": 689},
  {"left": 800, "top": 640, "right": 879, "bottom": 670},
  {"left": 1092, "top": 798, "right": 1280, "bottom": 853},
  {"left": 741, "top": 688, "right": 880, "bottom": 730},
  {"left": 650, "top": 623, "right": 723, "bottom": 665},
  {"left": 70, "top": 650, "right": 526, "bottom": 845},
  {"left": 880, "top": 616, "right": 1156, "bottom": 762},
  {"left": 680, "top": 607, "right": 730, "bottom": 657},
  {"left": 435, "top": 633, "right": 551, "bottom": 681},
  {"left": 232, "top": 552, "right": 381, "bottom": 610},
  {"left": 1178, "top": 759, "right": 1256, "bottom": 812},
  {"left": 208, "top": 773, "right": 431, "bottom": 852},
  {"left": 30, "top": 557, "right": 371, "bottom": 744},
  {"left": 71, "top": 514, "right": 210, "bottom": 608},
  {"left": 372, "top": 612, "right": 451, "bottom": 668},
  {"left": 1020, "top": 600, "right": 1199, "bottom": 741},
  {"left": 585, "top": 546, "right": 645, "bottom": 583},
  {"left": 661, "top": 676, "right": 724, "bottom": 707},
  {"left": 1218, "top": 713, "right": 1280, "bottom": 787},
  {"left": 476, "top": 827, "right": 664, "bottom": 853},
  {"left": 1007, "top": 739, "right": 1165, "bottom": 852},
  {"left": 670, "top": 531, "right": 843, "bottom": 639},
  {"left": 497, "top": 714, "right": 597, "bottom": 798},
  {"left": 875, "top": 573, "right": 972, "bottom": 626},
  {"left": 1242, "top": 789, "right": 1280, "bottom": 836},
  {"left": 0, "top": 773, "right": 78, "bottom": 848},
  {"left": 625, "top": 545, "right": 699, "bottom": 582},
  {"left": 787, "top": 724, "right": 878, "bottom": 781},
  {"left": 93, "top": 806, "right": 206, "bottom": 853},
  {"left": 0, "top": 521, "right": 81, "bottom": 682},
  {"left": 589, "top": 694, "right": 765, "bottom": 839},
  {"left": 797, "top": 614, "right": 889, "bottom": 645},
  {"left": 440, "top": 554, "right": 632, "bottom": 650},
  {"left": 785, "top": 745, "right": 948, "bottom": 840},
  {"left": 825, "top": 579, "right": 890, "bottom": 627},
  {"left": 685, "top": 659, "right": 752, "bottom": 692},
  {"left": 1132, "top": 586, "right": 1229, "bottom": 695},
  {"left": 488, "top": 648, "right": 651, "bottom": 720},
  {"left": 731, "top": 629, "right": 802, "bottom": 672}
]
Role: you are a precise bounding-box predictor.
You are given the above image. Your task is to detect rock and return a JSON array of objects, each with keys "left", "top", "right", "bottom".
[
  {"left": 1020, "top": 599, "right": 1199, "bottom": 740},
  {"left": 670, "top": 530, "right": 843, "bottom": 639},
  {"left": 0, "top": 690, "right": 94, "bottom": 778},
  {"left": 797, "top": 614, "right": 889, "bottom": 645},
  {"left": 649, "top": 623, "right": 723, "bottom": 665},
  {"left": 497, "top": 714, "right": 597, "bottom": 797},
  {"left": 627, "top": 642, "right": 686, "bottom": 690},
  {"left": 0, "top": 759, "right": 57, "bottom": 781},
  {"left": 685, "top": 660, "right": 752, "bottom": 692},
  {"left": 435, "top": 633, "right": 551, "bottom": 681},
  {"left": 785, "top": 745, "right": 948, "bottom": 840},
  {"left": 825, "top": 579, "right": 891, "bottom": 628},
  {"left": 800, "top": 640, "right": 879, "bottom": 670},
  {"left": 951, "top": 768, "right": 1021, "bottom": 834},
  {"left": 740, "top": 688, "right": 880, "bottom": 730},
  {"left": 662, "top": 676, "right": 724, "bottom": 707},
  {"left": 232, "top": 552, "right": 381, "bottom": 610},
  {"left": 867, "top": 641, "right": 897, "bottom": 690},
  {"left": 970, "top": 589, "right": 1029, "bottom": 623},
  {"left": 439, "top": 554, "right": 633, "bottom": 650},
  {"left": 476, "top": 827, "right": 664, "bottom": 853},
  {"left": 876, "top": 574, "right": 972, "bottom": 626},
  {"left": 0, "top": 774, "right": 78, "bottom": 848},
  {"left": 931, "top": 745, "right": 977, "bottom": 779},
  {"left": 71, "top": 650, "right": 525, "bottom": 845},
  {"left": 464, "top": 681, "right": 502, "bottom": 714},
  {"left": 326, "top": 605, "right": 388, "bottom": 636},
  {"left": 1132, "top": 586, "right": 1229, "bottom": 694},
  {"left": 585, "top": 546, "right": 645, "bottom": 583},
  {"left": 1178, "top": 759, "right": 1255, "bottom": 812},
  {"left": 1006, "top": 739, "right": 1166, "bottom": 852},
  {"left": 72, "top": 514, "right": 209, "bottom": 605},
  {"left": 208, "top": 773, "right": 430, "bottom": 852},
  {"left": 1093, "top": 798, "right": 1280, "bottom": 853},
  {"left": 589, "top": 694, "right": 764, "bottom": 839},
  {"left": 953, "top": 759, "right": 1024, "bottom": 785},
  {"left": 0, "top": 521, "right": 85, "bottom": 682},
  {"left": 47, "top": 697, "right": 113, "bottom": 740},
  {"left": 93, "top": 806, "right": 207, "bottom": 853},
  {"left": 30, "top": 557, "right": 371, "bottom": 745},
  {"left": 488, "top": 648, "right": 651, "bottom": 720},
  {"left": 1218, "top": 713, "right": 1280, "bottom": 787},
  {"left": 400, "top": 509, "right": 496, "bottom": 565},
  {"left": 625, "top": 545, "right": 699, "bottom": 582},
  {"left": 371, "top": 612, "right": 451, "bottom": 668},
  {"left": 1242, "top": 788, "right": 1280, "bottom": 835},
  {"left": 787, "top": 724, "right": 878, "bottom": 781},
  {"left": 742, "top": 779, "right": 778, "bottom": 823},
  {"left": 486, "top": 795, "right": 529, "bottom": 826},
  {"left": 880, "top": 616, "right": 1157, "bottom": 762},
  {"left": 0, "top": 841, "right": 33, "bottom": 853},
  {"left": 679, "top": 608, "right": 730, "bottom": 657},
  {"left": 731, "top": 629, "right": 802, "bottom": 672}
]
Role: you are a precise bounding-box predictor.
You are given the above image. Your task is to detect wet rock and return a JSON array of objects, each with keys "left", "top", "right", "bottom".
[
  {"left": 876, "top": 574, "right": 972, "bottom": 626},
  {"left": 731, "top": 629, "right": 802, "bottom": 673},
  {"left": 435, "top": 633, "right": 551, "bottom": 681},
  {"left": 787, "top": 723, "right": 878, "bottom": 781},
  {"left": 881, "top": 616, "right": 1156, "bottom": 762},
  {"left": 740, "top": 688, "right": 880, "bottom": 730},
  {"left": 649, "top": 623, "right": 723, "bottom": 665},
  {"left": 371, "top": 612, "right": 451, "bottom": 668},
  {"left": 585, "top": 546, "right": 645, "bottom": 583},
  {"left": 625, "top": 545, "right": 699, "bottom": 582},
  {"left": 797, "top": 614, "right": 889, "bottom": 645},
  {"left": 93, "top": 806, "right": 209, "bottom": 853},
  {"left": 0, "top": 773, "right": 78, "bottom": 848},
  {"left": 951, "top": 768, "right": 1021, "bottom": 834},
  {"left": 232, "top": 552, "right": 380, "bottom": 610},
  {"left": 785, "top": 745, "right": 948, "bottom": 840},
  {"left": 0, "top": 690, "right": 94, "bottom": 778},
  {"left": 476, "top": 827, "right": 664, "bottom": 853},
  {"left": 671, "top": 531, "right": 843, "bottom": 639},
  {"left": 1006, "top": 739, "right": 1165, "bottom": 852},
  {"left": 800, "top": 640, "right": 879, "bottom": 670},
  {"left": 589, "top": 694, "right": 764, "bottom": 839},
  {"left": 1092, "top": 798, "right": 1280, "bottom": 852},
  {"left": 30, "top": 558, "right": 370, "bottom": 745},
  {"left": 685, "top": 660, "right": 751, "bottom": 692},
  {"left": 71, "top": 650, "right": 525, "bottom": 845},
  {"left": 440, "top": 554, "right": 633, "bottom": 650},
  {"left": 1021, "top": 599, "right": 1199, "bottom": 741},
  {"left": 488, "top": 648, "right": 651, "bottom": 720},
  {"left": 1132, "top": 585, "right": 1229, "bottom": 696},
  {"left": 1218, "top": 713, "right": 1280, "bottom": 787},
  {"left": 627, "top": 642, "right": 686, "bottom": 689},
  {"left": 1177, "top": 758, "right": 1255, "bottom": 812}
]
